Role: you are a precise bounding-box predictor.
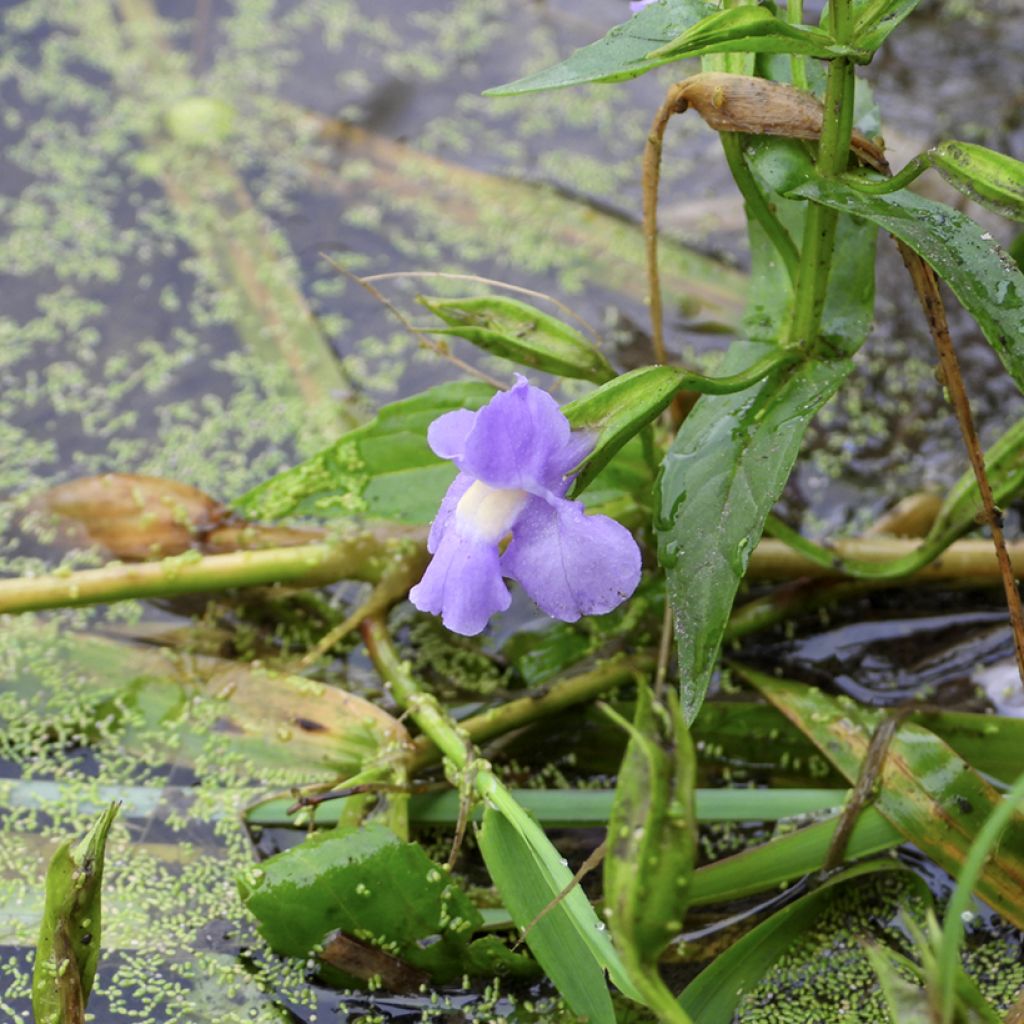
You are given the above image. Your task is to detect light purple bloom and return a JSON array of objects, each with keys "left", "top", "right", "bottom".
[
  {"left": 630, "top": 0, "right": 658, "bottom": 12},
  {"left": 409, "top": 376, "right": 642, "bottom": 636}
]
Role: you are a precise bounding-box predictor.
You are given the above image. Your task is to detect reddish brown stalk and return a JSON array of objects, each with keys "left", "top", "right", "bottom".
[{"left": 898, "top": 243, "right": 1024, "bottom": 685}]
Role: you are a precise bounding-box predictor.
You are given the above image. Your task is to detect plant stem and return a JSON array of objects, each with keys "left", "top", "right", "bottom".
[
  {"left": 787, "top": 4, "right": 855, "bottom": 351},
  {"left": 721, "top": 133, "right": 800, "bottom": 288},
  {"left": 408, "top": 656, "right": 650, "bottom": 771},
  {"left": 787, "top": 0, "right": 809, "bottom": 90},
  {"left": 0, "top": 530, "right": 422, "bottom": 613}
]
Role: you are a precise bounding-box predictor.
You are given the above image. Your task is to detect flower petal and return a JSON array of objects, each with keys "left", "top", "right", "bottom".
[
  {"left": 502, "top": 496, "right": 642, "bottom": 622},
  {"left": 461, "top": 376, "right": 583, "bottom": 495},
  {"left": 410, "top": 527, "right": 511, "bottom": 636},
  {"left": 427, "top": 409, "right": 479, "bottom": 461},
  {"left": 428, "top": 471, "right": 473, "bottom": 552}
]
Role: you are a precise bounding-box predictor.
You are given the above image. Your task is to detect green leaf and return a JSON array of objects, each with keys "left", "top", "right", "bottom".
[
  {"left": 234, "top": 380, "right": 494, "bottom": 523},
  {"left": 33, "top": 803, "right": 119, "bottom": 1024},
  {"left": 238, "top": 823, "right": 534, "bottom": 986},
  {"left": 788, "top": 178, "right": 1024, "bottom": 395},
  {"left": 853, "top": 0, "right": 925, "bottom": 51},
  {"left": 690, "top": 806, "right": 900, "bottom": 907},
  {"left": 656, "top": 345, "right": 855, "bottom": 722},
  {"left": 694, "top": 698, "right": 1024, "bottom": 787},
  {"left": 739, "top": 666, "right": 1024, "bottom": 930},
  {"left": 649, "top": 7, "right": 869, "bottom": 62},
  {"left": 603, "top": 686, "right": 697, "bottom": 964},
  {"left": 679, "top": 861, "right": 921, "bottom": 1022},
  {"left": 418, "top": 295, "right": 614, "bottom": 383},
  {"left": 477, "top": 807, "right": 618, "bottom": 1024},
  {"left": 928, "top": 141, "right": 1024, "bottom": 223},
  {"left": 484, "top": 0, "right": 717, "bottom": 96},
  {"left": 563, "top": 366, "right": 684, "bottom": 497}
]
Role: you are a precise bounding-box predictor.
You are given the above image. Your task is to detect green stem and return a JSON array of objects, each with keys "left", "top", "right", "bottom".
[
  {"left": 842, "top": 155, "right": 928, "bottom": 194},
  {"left": 763, "top": 513, "right": 949, "bottom": 579},
  {"left": 787, "top": 42, "right": 855, "bottom": 350},
  {"left": 0, "top": 530, "right": 421, "bottom": 613},
  {"left": 409, "top": 656, "right": 651, "bottom": 771},
  {"left": 721, "top": 133, "right": 800, "bottom": 288},
  {"left": 787, "top": 0, "right": 809, "bottom": 90},
  {"left": 668, "top": 349, "right": 796, "bottom": 396}
]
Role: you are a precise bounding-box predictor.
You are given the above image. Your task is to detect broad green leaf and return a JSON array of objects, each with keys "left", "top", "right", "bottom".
[
  {"left": 680, "top": 861, "right": 922, "bottom": 1021},
  {"left": 788, "top": 178, "right": 1024, "bottom": 395},
  {"left": 33, "top": 803, "right": 119, "bottom": 1024},
  {"left": 656, "top": 346, "right": 855, "bottom": 722},
  {"left": 928, "top": 141, "right": 1024, "bottom": 223},
  {"left": 739, "top": 666, "right": 1024, "bottom": 929},
  {"left": 418, "top": 295, "right": 614, "bottom": 383},
  {"left": 238, "top": 823, "right": 534, "bottom": 986},
  {"left": 853, "top": 0, "right": 926, "bottom": 51},
  {"left": 484, "top": 0, "right": 717, "bottom": 96},
  {"left": 649, "top": 7, "right": 869, "bottom": 63},
  {"left": 234, "top": 381, "right": 494, "bottom": 523},
  {"left": 477, "top": 807, "right": 618, "bottom": 1024},
  {"left": 603, "top": 687, "right": 697, "bottom": 963}
]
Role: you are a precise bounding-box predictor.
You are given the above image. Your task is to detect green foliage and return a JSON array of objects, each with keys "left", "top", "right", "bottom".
[
  {"left": 648, "top": 6, "right": 870, "bottom": 63},
  {"left": 234, "top": 381, "right": 494, "bottom": 523},
  {"left": 477, "top": 809, "right": 620, "bottom": 1024},
  {"left": 603, "top": 687, "right": 696, "bottom": 964},
  {"left": 928, "top": 141, "right": 1024, "bottom": 223},
  {"left": 680, "top": 861, "right": 923, "bottom": 1022},
  {"left": 790, "top": 178, "right": 1024, "bottom": 394},
  {"left": 418, "top": 295, "right": 615, "bottom": 382},
  {"left": 239, "top": 823, "right": 534, "bottom": 986},
  {"left": 32, "top": 803, "right": 118, "bottom": 1024},
  {"left": 657, "top": 346, "right": 854, "bottom": 722},
  {"left": 484, "top": 0, "right": 717, "bottom": 96},
  {"left": 740, "top": 666, "right": 1024, "bottom": 930},
  {"left": 854, "top": 0, "right": 927, "bottom": 50}
]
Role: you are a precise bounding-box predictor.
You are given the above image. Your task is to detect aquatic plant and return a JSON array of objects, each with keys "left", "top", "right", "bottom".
[{"left": 3, "top": 0, "right": 1024, "bottom": 1022}]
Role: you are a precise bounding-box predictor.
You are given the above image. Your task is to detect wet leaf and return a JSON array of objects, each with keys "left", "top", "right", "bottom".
[
  {"left": 788, "top": 178, "right": 1024, "bottom": 395},
  {"left": 32, "top": 803, "right": 119, "bottom": 1024},
  {"left": 418, "top": 295, "right": 614, "bottom": 383},
  {"left": 928, "top": 141, "right": 1024, "bottom": 223},
  {"left": 657, "top": 347, "right": 855, "bottom": 723},
  {"left": 739, "top": 665, "right": 1024, "bottom": 929},
  {"left": 234, "top": 381, "right": 494, "bottom": 523},
  {"left": 484, "top": 0, "right": 717, "bottom": 96},
  {"left": 239, "top": 823, "right": 534, "bottom": 986},
  {"left": 648, "top": 7, "right": 869, "bottom": 63},
  {"left": 603, "top": 686, "right": 697, "bottom": 964}
]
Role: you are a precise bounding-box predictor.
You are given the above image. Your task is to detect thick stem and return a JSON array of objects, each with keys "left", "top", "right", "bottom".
[
  {"left": 787, "top": 53, "right": 855, "bottom": 350},
  {"left": 408, "top": 656, "right": 652, "bottom": 772},
  {"left": 0, "top": 530, "right": 422, "bottom": 613}
]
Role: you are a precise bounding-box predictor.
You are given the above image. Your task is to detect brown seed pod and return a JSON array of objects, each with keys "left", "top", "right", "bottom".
[
  {"left": 670, "top": 72, "right": 888, "bottom": 173},
  {"left": 35, "top": 473, "right": 228, "bottom": 560}
]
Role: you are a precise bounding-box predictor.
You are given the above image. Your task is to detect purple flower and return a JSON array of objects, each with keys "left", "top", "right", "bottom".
[
  {"left": 630, "top": 0, "right": 658, "bottom": 12},
  {"left": 410, "top": 376, "right": 642, "bottom": 636}
]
